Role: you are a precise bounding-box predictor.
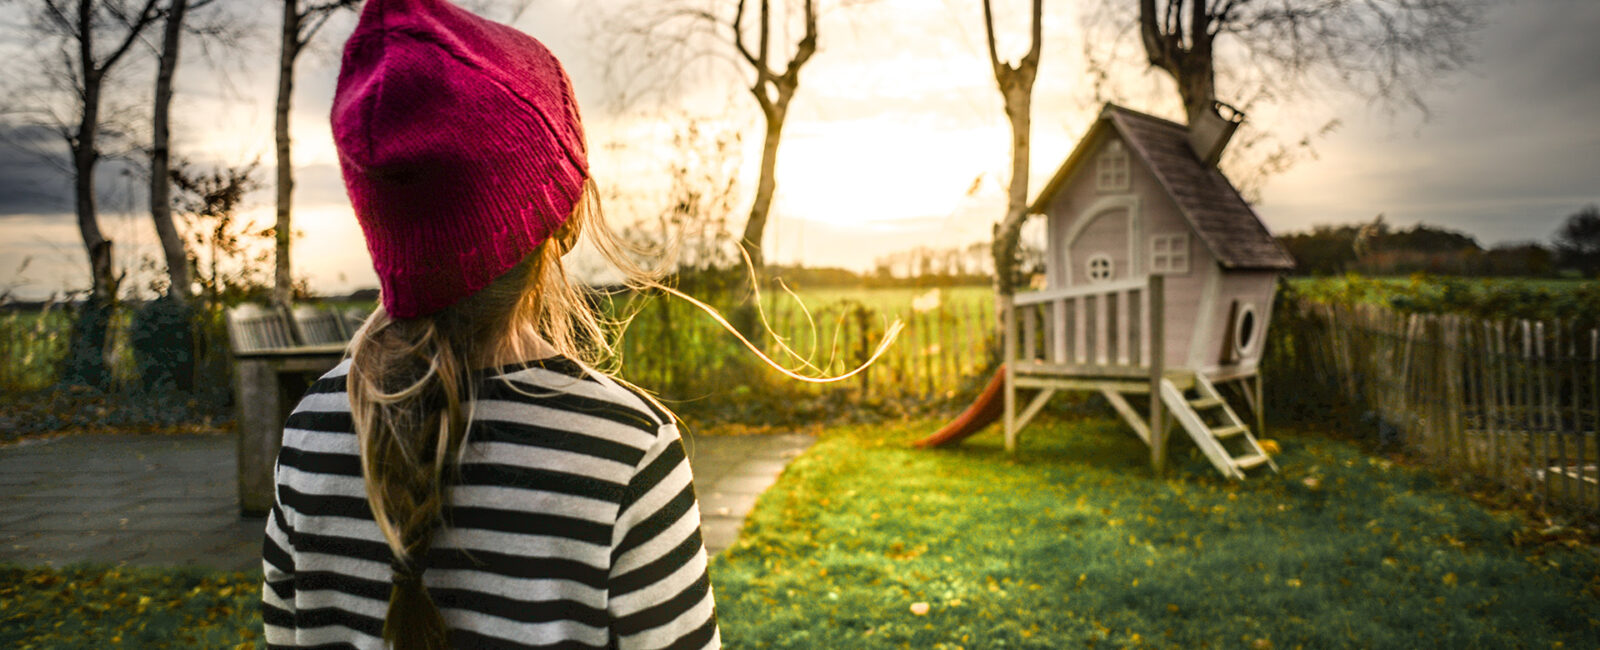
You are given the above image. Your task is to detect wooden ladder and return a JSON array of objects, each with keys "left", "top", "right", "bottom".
[{"left": 1158, "top": 374, "right": 1278, "bottom": 479}]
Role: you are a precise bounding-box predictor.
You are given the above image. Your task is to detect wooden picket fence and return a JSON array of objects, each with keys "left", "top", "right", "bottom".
[
  {"left": 616, "top": 294, "right": 997, "bottom": 401},
  {"left": 1269, "top": 298, "right": 1600, "bottom": 515}
]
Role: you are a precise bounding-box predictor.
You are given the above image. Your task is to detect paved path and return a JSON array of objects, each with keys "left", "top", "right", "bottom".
[{"left": 0, "top": 431, "right": 813, "bottom": 571}]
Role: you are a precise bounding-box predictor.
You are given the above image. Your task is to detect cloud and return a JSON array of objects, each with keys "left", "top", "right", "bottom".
[
  {"left": 0, "top": 123, "right": 72, "bottom": 216},
  {"left": 1255, "top": 0, "right": 1600, "bottom": 245}
]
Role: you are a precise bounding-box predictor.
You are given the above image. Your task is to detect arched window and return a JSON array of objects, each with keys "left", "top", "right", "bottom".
[
  {"left": 1097, "top": 140, "right": 1129, "bottom": 191},
  {"left": 1086, "top": 254, "right": 1113, "bottom": 283}
]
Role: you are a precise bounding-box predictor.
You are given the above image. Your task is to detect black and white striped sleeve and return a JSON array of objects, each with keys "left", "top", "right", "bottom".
[
  {"left": 608, "top": 424, "right": 720, "bottom": 650},
  {"left": 261, "top": 458, "right": 298, "bottom": 647}
]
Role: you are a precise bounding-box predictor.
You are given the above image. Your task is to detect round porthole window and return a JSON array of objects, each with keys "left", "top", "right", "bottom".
[
  {"left": 1086, "top": 254, "right": 1113, "bottom": 283},
  {"left": 1235, "top": 304, "right": 1258, "bottom": 354}
]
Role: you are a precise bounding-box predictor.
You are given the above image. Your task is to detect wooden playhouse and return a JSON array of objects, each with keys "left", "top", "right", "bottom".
[{"left": 1000, "top": 103, "right": 1296, "bottom": 477}]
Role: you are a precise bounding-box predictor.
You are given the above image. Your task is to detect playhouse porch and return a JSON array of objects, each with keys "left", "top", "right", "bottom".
[{"left": 1003, "top": 275, "right": 1278, "bottom": 478}]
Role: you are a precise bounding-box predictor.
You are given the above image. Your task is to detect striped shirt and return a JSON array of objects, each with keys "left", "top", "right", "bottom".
[{"left": 262, "top": 356, "right": 719, "bottom": 649}]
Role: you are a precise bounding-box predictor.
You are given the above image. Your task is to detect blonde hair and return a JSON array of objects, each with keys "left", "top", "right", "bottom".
[
  {"left": 345, "top": 178, "right": 899, "bottom": 649},
  {"left": 346, "top": 180, "right": 657, "bottom": 649}
]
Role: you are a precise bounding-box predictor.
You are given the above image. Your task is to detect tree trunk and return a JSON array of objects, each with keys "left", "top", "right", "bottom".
[
  {"left": 273, "top": 0, "right": 300, "bottom": 307},
  {"left": 66, "top": 77, "right": 116, "bottom": 388},
  {"left": 740, "top": 106, "right": 786, "bottom": 273},
  {"left": 992, "top": 84, "right": 1033, "bottom": 298},
  {"left": 1178, "top": 57, "right": 1216, "bottom": 126},
  {"left": 151, "top": 0, "right": 192, "bottom": 303},
  {"left": 983, "top": 0, "right": 1042, "bottom": 300}
]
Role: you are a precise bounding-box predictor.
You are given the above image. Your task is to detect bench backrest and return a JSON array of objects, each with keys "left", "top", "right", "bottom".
[
  {"left": 226, "top": 304, "right": 296, "bottom": 353},
  {"left": 292, "top": 306, "right": 346, "bottom": 345},
  {"left": 225, "top": 303, "right": 370, "bottom": 354}
]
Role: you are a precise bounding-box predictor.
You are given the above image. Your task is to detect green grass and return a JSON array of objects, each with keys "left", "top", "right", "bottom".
[
  {"left": 0, "top": 565, "right": 262, "bottom": 648},
  {"left": 709, "top": 415, "right": 1600, "bottom": 649}
]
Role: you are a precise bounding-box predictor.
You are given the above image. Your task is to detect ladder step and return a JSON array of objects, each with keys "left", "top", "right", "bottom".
[
  {"left": 1189, "top": 397, "right": 1223, "bottom": 409},
  {"left": 1233, "top": 454, "right": 1271, "bottom": 471},
  {"left": 1212, "top": 424, "right": 1249, "bottom": 439}
]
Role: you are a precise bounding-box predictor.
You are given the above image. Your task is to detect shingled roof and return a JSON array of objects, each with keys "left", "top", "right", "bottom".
[{"left": 1032, "top": 104, "right": 1295, "bottom": 270}]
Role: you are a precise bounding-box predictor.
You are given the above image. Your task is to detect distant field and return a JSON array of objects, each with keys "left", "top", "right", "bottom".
[
  {"left": 1285, "top": 275, "right": 1598, "bottom": 321},
  {"left": 1287, "top": 275, "right": 1595, "bottom": 294},
  {"left": 760, "top": 284, "right": 991, "bottom": 318}
]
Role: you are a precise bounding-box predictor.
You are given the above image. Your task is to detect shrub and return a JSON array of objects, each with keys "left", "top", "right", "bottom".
[{"left": 129, "top": 295, "right": 196, "bottom": 393}]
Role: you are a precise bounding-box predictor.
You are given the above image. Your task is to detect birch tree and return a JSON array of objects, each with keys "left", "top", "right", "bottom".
[
  {"left": 148, "top": 0, "right": 221, "bottom": 304},
  {"left": 984, "top": 0, "right": 1043, "bottom": 297},
  {"left": 273, "top": 0, "right": 359, "bottom": 307}
]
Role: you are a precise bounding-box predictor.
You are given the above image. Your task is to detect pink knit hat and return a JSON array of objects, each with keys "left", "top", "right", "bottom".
[{"left": 333, "top": 0, "right": 588, "bottom": 318}]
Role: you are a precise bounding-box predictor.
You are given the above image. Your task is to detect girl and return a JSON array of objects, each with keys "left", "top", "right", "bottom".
[{"left": 261, "top": 0, "right": 718, "bottom": 648}]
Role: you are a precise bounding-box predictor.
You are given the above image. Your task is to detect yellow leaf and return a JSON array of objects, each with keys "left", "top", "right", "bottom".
[{"left": 1442, "top": 573, "right": 1458, "bottom": 587}]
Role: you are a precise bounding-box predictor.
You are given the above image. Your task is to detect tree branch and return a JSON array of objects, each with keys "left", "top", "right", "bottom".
[
  {"left": 757, "top": 0, "right": 770, "bottom": 75},
  {"left": 982, "top": 0, "right": 1001, "bottom": 75},
  {"left": 298, "top": 0, "right": 360, "bottom": 46},
  {"left": 99, "top": 0, "right": 164, "bottom": 73},
  {"left": 785, "top": 0, "right": 817, "bottom": 76},
  {"left": 732, "top": 0, "right": 763, "bottom": 73}
]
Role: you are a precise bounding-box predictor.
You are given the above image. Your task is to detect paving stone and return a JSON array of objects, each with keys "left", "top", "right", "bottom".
[
  {"left": 699, "top": 517, "right": 744, "bottom": 555},
  {"left": 7, "top": 512, "right": 130, "bottom": 532},
  {"left": 116, "top": 513, "right": 237, "bottom": 534},
  {"left": 732, "top": 459, "right": 795, "bottom": 478},
  {"left": 0, "top": 511, "right": 39, "bottom": 529},
  {"left": 712, "top": 474, "right": 780, "bottom": 496},
  {"left": 126, "top": 498, "right": 236, "bottom": 516},
  {"left": 4, "top": 531, "right": 116, "bottom": 559},
  {"left": 698, "top": 492, "right": 759, "bottom": 519},
  {"left": 1, "top": 495, "right": 148, "bottom": 515}
]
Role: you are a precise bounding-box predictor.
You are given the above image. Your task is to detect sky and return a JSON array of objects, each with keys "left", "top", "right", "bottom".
[{"left": 0, "top": 0, "right": 1596, "bottom": 300}]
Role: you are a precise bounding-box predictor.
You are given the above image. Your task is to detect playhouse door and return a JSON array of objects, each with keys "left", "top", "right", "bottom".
[{"left": 1063, "top": 204, "right": 1134, "bottom": 287}]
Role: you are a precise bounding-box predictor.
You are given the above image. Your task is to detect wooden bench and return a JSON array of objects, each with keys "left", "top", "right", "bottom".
[{"left": 226, "top": 304, "right": 367, "bottom": 516}]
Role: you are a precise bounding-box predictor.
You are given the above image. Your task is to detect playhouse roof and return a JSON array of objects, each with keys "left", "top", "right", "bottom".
[{"left": 1032, "top": 104, "right": 1296, "bottom": 271}]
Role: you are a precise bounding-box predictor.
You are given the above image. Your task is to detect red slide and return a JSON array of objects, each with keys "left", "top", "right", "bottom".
[{"left": 915, "top": 365, "right": 1007, "bottom": 448}]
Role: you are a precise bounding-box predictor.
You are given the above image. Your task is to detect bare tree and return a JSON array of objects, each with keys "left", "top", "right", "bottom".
[
  {"left": 984, "top": 0, "right": 1043, "bottom": 297},
  {"left": 274, "top": 0, "right": 360, "bottom": 307},
  {"left": 23, "top": 0, "right": 164, "bottom": 387},
  {"left": 730, "top": 0, "right": 815, "bottom": 273},
  {"left": 602, "top": 0, "right": 821, "bottom": 274},
  {"left": 149, "top": 0, "right": 223, "bottom": 306},
  {"left": 1086, "top": 0, "right": 1481, "bottom": 192}
]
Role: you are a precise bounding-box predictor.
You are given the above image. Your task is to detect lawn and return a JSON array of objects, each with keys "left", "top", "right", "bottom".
[
  {"left": 0, "top": 565, "right": 261, "bottom": 648},
  {"left": 709, "top": 415, "right": 1600, "bottom": 649},
  {"left": 5, "top": 415, "right": 1598, "bottom": 648}
]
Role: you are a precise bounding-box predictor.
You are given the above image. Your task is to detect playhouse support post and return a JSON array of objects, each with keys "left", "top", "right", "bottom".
[
  {"left": 1253, "top": 372, "right": 1266, "bottom": 440},
  {"left": 1148, "top": 275, "right": 1168, "bottom": 473},
  {"left": 1004, "top": 297, "right": 1019, "bottom": 452}
]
